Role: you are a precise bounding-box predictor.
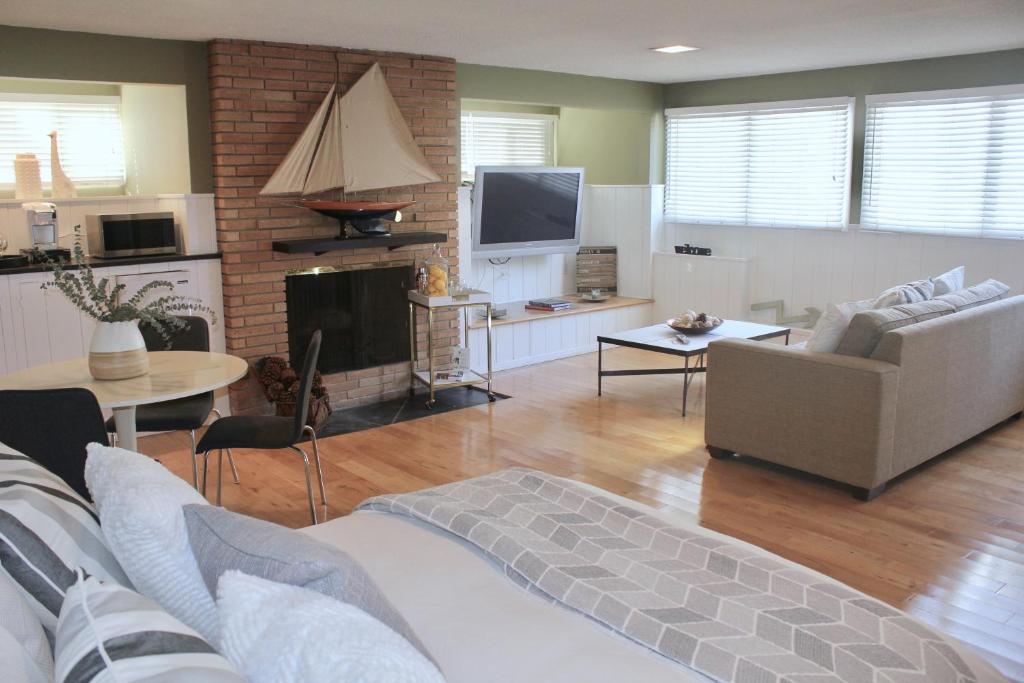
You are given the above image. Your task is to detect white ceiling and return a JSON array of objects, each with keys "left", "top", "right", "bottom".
[{"left": 3, "top": 0, "right": 1024, "bottom": 83}]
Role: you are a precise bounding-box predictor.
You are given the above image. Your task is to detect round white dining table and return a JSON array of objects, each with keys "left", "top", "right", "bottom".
[{"left": 0, "top": 351, "right": 249, "bottom": 451}]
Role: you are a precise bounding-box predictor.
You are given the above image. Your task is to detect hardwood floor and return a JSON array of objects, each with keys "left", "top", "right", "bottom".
[{"left": 141, "top": 345, "right": 1024, "bottom": 680}]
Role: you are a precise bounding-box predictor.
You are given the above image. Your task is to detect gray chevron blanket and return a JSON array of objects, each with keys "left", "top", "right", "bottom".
[{"left": 357, "top": 468, "right": 997, "bottom": 683}]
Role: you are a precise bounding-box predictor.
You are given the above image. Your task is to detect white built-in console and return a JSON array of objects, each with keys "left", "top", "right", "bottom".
[
  {"left": 458, "top": 185, "right": 662, "bottom": 371},
  {"left": 467, "top": 295, "right": 653, "bottom": 371}
]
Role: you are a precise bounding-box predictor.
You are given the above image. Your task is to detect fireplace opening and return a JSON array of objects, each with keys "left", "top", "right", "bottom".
[{"left": 285, "top": 264, "right": 413, "bottom": 374}]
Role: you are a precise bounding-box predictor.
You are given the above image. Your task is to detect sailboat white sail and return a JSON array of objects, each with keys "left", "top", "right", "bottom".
[{"left": 261, "top": 63, "right": 441, "bottom": 197}]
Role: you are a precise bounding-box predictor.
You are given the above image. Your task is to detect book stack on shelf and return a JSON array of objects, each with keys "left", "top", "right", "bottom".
[{"left": 525, "top": 298, "right": 572, "bottom": 312}]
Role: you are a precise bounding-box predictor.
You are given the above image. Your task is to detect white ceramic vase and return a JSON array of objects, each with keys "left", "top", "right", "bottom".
[{"left": 88, "top": 320, "right": 149, "bottom": 381}]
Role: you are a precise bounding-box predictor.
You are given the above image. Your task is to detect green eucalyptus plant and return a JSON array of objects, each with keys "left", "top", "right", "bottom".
[{"left": 37, "top": 227, "right": 217, "bottom": 349}]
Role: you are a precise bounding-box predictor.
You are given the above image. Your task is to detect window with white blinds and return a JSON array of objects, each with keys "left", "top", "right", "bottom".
[
  {"left": 664, "top": 98, "right": 854, "bottom": 229},
  {"left": 461, "top": 112, "right": 555, "bottom": 181},
  {"left": 862, "top": 85, "right": 1024, "bottom": 239},
  {"left": 0, "top": 93, "right": 126, "bottom": 191}
]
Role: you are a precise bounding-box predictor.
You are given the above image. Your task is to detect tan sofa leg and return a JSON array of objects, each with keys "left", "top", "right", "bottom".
[
  {"left": 707, "top": 446, "right": 735, "bottom": 460},
  {"left": 854, "top": 483, "right": 886, "bottom": 501}
]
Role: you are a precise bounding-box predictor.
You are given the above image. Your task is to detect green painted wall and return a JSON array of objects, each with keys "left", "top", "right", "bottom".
[
  {"left": 458, "top": 64, "right": 663, "bottom": 184},
  {"left": 0, "top": 25, "right": 212, "bottom": 193},
  {"left": 457, "top": 63, "right": 662, "bottom": 112},
  {"left": 557, "top": 108, "right": 654, "bottom": 185},
  {"left": 664, "top": 48, "right": 1024, "bottom": 223}
]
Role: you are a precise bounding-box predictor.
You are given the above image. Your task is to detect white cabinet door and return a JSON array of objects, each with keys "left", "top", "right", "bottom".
[
  {"left": 0, "top": 278, "right": 12, "bottom": 375},
  {"left": 14, "top": 280, "right": 88, "bottom": 368}
]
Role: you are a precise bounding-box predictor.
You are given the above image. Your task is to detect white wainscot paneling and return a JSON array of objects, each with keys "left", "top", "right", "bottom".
[
  {"left": 662, "top": 223, "right": 1024, "bottom": 325},
  {"left": 582, "top": 185, "right": 659, "bottom": 299},
  {"left": 467, "top": 303, "right": 653, "bottom": 371},
  {"left": 652, "top": 252, "right": 750, "bottom": 322}
]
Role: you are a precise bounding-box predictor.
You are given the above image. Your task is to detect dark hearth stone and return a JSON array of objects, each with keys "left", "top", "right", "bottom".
[{"left": 310, "top": 387, "right": 509, "bottom": 440}]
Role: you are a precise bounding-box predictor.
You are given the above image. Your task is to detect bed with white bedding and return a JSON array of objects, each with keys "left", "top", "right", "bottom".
[{"left": 304, "top": 472, "right": 1004, "bottom": 683}]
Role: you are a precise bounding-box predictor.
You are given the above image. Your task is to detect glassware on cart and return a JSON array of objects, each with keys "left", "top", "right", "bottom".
[{"left": 423, "top": 244, "right": 449, "bottom": 297}]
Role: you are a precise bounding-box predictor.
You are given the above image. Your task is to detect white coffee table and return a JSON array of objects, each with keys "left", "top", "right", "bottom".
[
  {"left": 597, "top": 320, "right": 790, "bottom": 416},
  {"left": 0, "top": 351, "right": 249, "bottom": 451}
]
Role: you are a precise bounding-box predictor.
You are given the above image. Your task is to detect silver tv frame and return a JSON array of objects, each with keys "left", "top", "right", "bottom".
[{"left": 471, "top": 166, "right": 585, "bottom": 259}]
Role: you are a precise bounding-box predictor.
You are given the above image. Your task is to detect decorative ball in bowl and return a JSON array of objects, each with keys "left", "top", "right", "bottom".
[{"left": 667, "top": 311, "right": 723, "bottom": 334}]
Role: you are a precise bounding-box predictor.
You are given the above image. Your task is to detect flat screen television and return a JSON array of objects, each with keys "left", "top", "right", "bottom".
[{"left": 471, "top": 166, "right": 585, "bottom": 259}]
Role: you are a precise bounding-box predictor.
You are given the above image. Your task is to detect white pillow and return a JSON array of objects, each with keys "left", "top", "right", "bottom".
[
  {"left": 875, "top": 278, "right": 934, "bottom": 306},
  {"left": 805, "top": 299, "right": 875, "bottom": 353},
  {"left": 84, "top": 443, "right": 218, "bottom": 643},
  {"left": 217, "top": 571, "right": 445, "bottom": 683},
  {"left": 931, "top": 265, "right": 965, "bottom": 296}
]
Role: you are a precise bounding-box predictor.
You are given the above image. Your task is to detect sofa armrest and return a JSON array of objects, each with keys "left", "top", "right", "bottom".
[{"left": 705, "top": 339, "right": 900, "bottom": 489}]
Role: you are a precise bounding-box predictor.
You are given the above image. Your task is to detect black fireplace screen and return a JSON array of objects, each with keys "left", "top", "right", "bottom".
[{"left": 285, "top": 265, "right": 412, "bottom": 374}]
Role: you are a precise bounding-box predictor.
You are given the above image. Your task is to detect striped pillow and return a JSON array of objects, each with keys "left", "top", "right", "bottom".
[
  {"left": 56, "top": 573, "right": 244, "bottom": 683},
  {"left": 0, "top": 443, "right": 130, "bottom": 636}
]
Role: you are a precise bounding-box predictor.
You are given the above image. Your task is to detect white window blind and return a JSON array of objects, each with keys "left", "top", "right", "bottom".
[
  {"left": 862, "top": 85, "right": 1024, "bottom": 239},
  {"left": 461, "top": 112, "right": 555, "bottom": 181},
  {"left": 665, "top": 98, "right": 853, "bottom": 229},
  {"left": 0, "top": 93, "right": 126, "bottom": 191}
]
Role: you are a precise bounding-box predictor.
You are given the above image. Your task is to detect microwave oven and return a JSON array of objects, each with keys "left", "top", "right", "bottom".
[{"left": 85, "top": 212, "right": 182, "bottom": 259}]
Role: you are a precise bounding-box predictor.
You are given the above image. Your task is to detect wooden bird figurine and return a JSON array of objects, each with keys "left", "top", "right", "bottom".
[{"left": 48, "top": 131, "right": 77, "bottom": 199}]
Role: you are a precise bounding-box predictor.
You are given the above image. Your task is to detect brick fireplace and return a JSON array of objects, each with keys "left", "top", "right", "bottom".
[{"left": 207, "top": 39, "right": 458, "bottom": 415}]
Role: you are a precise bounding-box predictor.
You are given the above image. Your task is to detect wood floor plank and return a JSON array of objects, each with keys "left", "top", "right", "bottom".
[{"left": 140, "top": 346, "right": 1024, "bottom": 681}]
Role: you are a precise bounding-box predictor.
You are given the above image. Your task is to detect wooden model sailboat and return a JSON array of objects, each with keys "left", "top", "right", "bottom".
[{"left": 260, "top": 63, "right": 441, "bottom": 236}]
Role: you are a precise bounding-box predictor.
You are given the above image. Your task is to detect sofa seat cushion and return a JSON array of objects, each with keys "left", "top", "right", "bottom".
[
  {"left": 935, "top": 278, "right": 1010, "bottom": 311},
  {"left": 836, "top": 299, "right": 956, "bottom": 358}
]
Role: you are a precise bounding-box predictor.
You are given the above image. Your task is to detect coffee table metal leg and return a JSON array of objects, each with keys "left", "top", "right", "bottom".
[
  {"left": 681, "top": 354, "right": 690, "bottom": 417},
  {"left": 597, "top": 341, "right": 603, "bottom": 396}
]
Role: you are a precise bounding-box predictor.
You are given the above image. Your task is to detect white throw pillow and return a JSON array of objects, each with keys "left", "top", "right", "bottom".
[
  {"left": 931, "top": 265, "right": 966, "bottom": 296},
  {"left": 875, "top": 278, "right": 935, "bottom": 306},
  {"left": 805, "top": 299, "right": 875, "bottom": 353},
  {"left": 217, "top": 571, "right": 445, "bottom": 683},
  {"left": 84, "top": 443, "right": 219, "bottom": 643}
]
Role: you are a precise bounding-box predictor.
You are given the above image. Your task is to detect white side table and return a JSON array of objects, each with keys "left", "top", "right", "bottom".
[{"left": 408, "top": 289, "right": 494, "bottom": 408}]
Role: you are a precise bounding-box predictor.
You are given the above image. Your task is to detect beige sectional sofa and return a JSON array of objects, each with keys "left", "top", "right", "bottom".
[{"left": 704, "top": 289, "right": 1024, "bottom": 499}]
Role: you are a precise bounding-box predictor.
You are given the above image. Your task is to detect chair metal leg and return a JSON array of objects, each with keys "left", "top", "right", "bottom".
[
  {"left": 201, "top": 451, "right": 211, "bottom": 497},
  {"left": 188, "top": 430, "right": 199, "bottom": 490},
  {"left": 216, "top": 450, "right": 224, "bottom": 507},
  {"left": 303, "top": 425, "right": 327, "bottom": 506},
  {"left": 289, "top": 445, "right": 318, "bottom": 525},
  {"left": 226, "top": 448, "right": 240, "bottom": 484},
  {"left": 210, "top": 409, "right": 240, "bottom": 485}
]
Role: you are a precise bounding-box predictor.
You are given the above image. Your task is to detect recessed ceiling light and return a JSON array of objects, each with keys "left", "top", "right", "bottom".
[{"left": 652, "top": 45, "right": 699, "bottom": 54}]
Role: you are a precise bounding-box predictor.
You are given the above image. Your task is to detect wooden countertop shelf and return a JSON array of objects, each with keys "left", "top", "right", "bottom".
[{"left": 469, "top": 294, "right": 653, "bottom": 329}]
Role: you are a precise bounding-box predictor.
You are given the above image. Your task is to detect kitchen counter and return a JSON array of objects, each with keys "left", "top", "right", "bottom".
[{"left": 0, "top": 251, "right": 221, "bottom": 276}]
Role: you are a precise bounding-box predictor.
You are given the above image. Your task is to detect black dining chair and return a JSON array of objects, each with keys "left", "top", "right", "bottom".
[
  {"left": 196, "top": 330, "right": 326, "bottom": 525},
  {"left": 105, "top": 316, "right": 238, "bottom": 491},
  {"left": 0, "top": 388, "right": 109, "bottom": 500}
]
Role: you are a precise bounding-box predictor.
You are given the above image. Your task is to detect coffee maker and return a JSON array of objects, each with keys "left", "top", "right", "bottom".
[{"left": 23, "top": 202, "right": 62, "bottom": 253}]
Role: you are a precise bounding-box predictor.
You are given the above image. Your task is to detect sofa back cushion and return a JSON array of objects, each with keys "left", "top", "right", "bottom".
[
  {"left": 0, "top": 444, "right": 129, "bottom": 637},
  {"left": 934, "top": 278, "right": 1010, "bottom": 311},
  {"left": 835, "top": 299, "right": 955, "bottom": 358}
]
